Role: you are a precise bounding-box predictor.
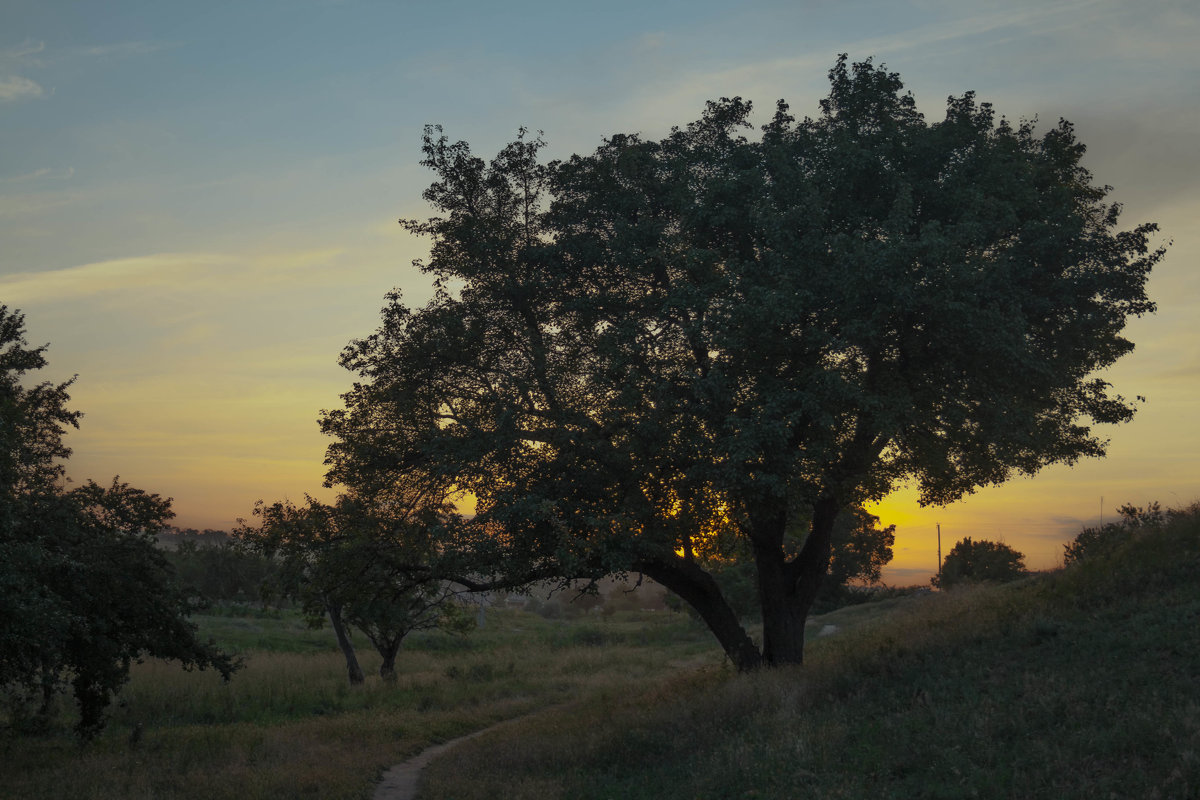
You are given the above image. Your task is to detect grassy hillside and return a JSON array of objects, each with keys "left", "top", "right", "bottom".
[
  {"left": 420, "top": 506, "right": 1200, "bottom": 799},
  {"left": 5, "top": 507, "right": 1196, "bottom": 799}
]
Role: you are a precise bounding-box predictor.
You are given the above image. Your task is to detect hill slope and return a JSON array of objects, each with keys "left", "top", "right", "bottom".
[{"left": 421, "top": 506, "right": 1200, "bottom": 799}]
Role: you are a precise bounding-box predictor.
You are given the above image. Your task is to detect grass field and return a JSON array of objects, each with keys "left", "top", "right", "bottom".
[
  {"left": 0, "top": 605, "right": 722, "bottom": 799},
  {"left": 420, "top": 508, "right": 1200, "bottom": 799},
  {"left": 4, "top": 507, "right": 1198, "bottom": 799}
]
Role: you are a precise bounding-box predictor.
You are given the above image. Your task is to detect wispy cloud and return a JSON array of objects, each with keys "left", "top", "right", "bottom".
[
  {"left": 77, "top": 41, "right": 178, "bottom": 59},
  {"left": 0, "top": 75, "right": 43, "bottom": 102},
  {"left": 850, "top": 0, "right": 1111, "bottom": 58},
  {"left": 1, "top": 39, "right": 45, "bottom": 62},
  {"left": 0, "top": 189, "right": 82, "bottom": 217},
  {"left": 0, "top": 167, "right": 74, "bottom": 183},
  {"left": 0, "top": 253, "right": 236, "bottom": 304},
  {"left": 0, "top": 247, "right": 350, "bottom": 306},
  {"left": 0, "top": 39, "right": 47, "bottom": 103},
  {"left": 0, "top": 37, "right": 175, "bottom": 104},
  {"left": 602, "top": 0, "right": 1164, "bottom": 138}
]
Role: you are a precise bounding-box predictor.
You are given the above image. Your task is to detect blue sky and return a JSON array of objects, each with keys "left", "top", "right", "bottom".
[{"left": 2, "top": 0, "right": 1197, "bottom": 580}]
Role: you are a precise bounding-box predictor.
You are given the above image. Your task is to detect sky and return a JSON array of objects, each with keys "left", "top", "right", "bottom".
[{"left": 2, "top": 0, "right": 1197, "bottom": 583}]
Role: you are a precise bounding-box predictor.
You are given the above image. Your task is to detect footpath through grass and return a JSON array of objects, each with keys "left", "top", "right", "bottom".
[
  {"left": 421, "top": 509, "right": 1200, "bottom": 799},
  {"left": 0, "top": 607, "right": 721, "bottom": 799}
]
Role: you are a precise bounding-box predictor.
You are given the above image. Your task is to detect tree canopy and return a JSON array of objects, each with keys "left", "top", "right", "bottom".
[
  {"left": 238, "top": 491, "right": 471, "bottom": 683},
  {"left": 933, "top": 537, "right": 1027, "bottom": 589},
  {"left": 1063, "top": 500, "right": 1169, "bottom": 565},
  {"left": 0, "top": 306, "right": 238, "bottom": 737},
  {"left": 323, "top": 56, "right": 1164, "bottom": 669}
]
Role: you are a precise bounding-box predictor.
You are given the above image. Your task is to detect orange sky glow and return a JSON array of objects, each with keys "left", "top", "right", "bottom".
[{"left": 4, "top": 1, "right": 1197, "bottom": 586}]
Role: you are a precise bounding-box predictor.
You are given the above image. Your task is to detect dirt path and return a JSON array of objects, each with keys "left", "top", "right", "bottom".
[
  {"left": 372, "top": 726, "right": 492, "bottom": 800},
  {"left": 373, "top": 707, "right": 557, "bottom": 800}
]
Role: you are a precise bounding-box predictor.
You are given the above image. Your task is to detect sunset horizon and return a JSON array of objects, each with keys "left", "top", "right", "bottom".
[{"left": 5, "top": 0, "right": 1196, "bottom": 585}]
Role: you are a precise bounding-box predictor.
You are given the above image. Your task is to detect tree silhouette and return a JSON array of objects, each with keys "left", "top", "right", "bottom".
[
  {"left": 933, "top": 537, "right": 1027, "bottom": 588},
  {"left": 0, "top": 306, "right": 237, "bottom": 737},
  {"left": 324, "top": 56, "right": 1164, "bottom": 669},
  {"left": 239, "top": 491, "right": 470, "bottom": 683}
]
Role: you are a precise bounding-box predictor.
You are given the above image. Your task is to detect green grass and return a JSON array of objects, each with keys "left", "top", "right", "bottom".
[
  {"left": 191, "top": 610, "right": 338, "bottom": 654},
  {"left": 0, "top": 608, "right": 722, "bottom": 799},
  {"left": 421, "top": 508, "right": 1200, "bottom": 799},
  {"left": 7, "top": 508, "right": 1199, "bottom": 799}
]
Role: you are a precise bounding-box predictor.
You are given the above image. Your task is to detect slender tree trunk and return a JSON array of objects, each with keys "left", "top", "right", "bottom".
[
  {"left": 636, "top": 556, "right": 762, "bottom": 671},
  {"left": 38, "top": 659, "right": 56, "bottom": 721},
  {"left": 326, "top": 603, "right": 365, "bottom": 685},
  {"left": 378, "top": 641, "right": 402, "bottom": 682}
]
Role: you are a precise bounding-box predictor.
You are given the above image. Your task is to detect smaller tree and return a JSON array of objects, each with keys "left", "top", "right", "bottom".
[
  {"left": 239, "top": 497, "right": 366, "bottom": 684},
  {"left": 933, "top": 537, "right": 1027, "bottom": 589},
  {"left": 239, "top": 492, "right": 470, "bottom": 683},
  {"left": 0, "top": 306, "right": 238, "bottom": 738}
]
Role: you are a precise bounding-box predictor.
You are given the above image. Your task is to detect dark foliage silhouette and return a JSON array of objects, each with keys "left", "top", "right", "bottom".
[{"left": 324, "top": 56, "right": 1164, "bottom": 668}]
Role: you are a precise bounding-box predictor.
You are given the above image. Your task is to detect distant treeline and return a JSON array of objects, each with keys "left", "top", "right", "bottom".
[
  {"left": 155, "top": 526, "right": 233, "bottom": 548},
  {"left": 153, "top": 524, "right": 910, "bottom": 619},
  {"left": 156, "top": 527, "right": 277, "bottom": 605}
]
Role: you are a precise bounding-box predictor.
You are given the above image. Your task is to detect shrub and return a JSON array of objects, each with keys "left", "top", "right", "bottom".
[
  {"left": 1064, "top": 501, "right": 1166, "bottom": 565},
  {"left": 933, "top": 537, "right": 1026, "bottom": 589}
]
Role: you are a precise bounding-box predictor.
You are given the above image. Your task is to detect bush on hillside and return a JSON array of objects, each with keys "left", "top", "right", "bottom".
[{"left": 1063, "top": 501, "right": 1167, "bottom": 565}]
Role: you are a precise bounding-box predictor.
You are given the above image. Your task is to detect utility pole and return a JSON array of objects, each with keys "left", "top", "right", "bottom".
[{"left": 936, "top": 522, "right": 942, "bottom": 586}]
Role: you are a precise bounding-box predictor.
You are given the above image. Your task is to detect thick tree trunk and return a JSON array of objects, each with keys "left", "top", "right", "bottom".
[
  {"left": 756, "top": 548, "right": 810, "bottom": 665},
  {"left": 756, "top": 495, "right": 841, "bottom": 666},
  {"left": 636, "top": 556, "right": 762, "bottom": 671},
  {"left": 326, "top": 603, "right": 365, "bottom": 685}
]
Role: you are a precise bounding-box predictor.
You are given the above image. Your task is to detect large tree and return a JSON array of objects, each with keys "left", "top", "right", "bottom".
[
  {"left": 0, "top": 306, "right": 238, "bottom": 737},
  {"left": 323, "top": 56, "right": 1164, "bottom": 669}
]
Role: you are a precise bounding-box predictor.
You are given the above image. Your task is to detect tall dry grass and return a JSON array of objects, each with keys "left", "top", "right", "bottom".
[{"left": 1, "top": 609, "right": 721, "bottom": 799}]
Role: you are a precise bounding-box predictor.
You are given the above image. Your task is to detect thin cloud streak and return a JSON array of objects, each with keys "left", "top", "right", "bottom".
[
  {"left": 0, "top": 37, "right": 175, "bottom": 106},
  {"left": 0, "top": 75, "right": 43, "bottom": 102},
  {"left": 0, "top": 253, "right": 236, "bottom": 304},
  {"left": 0, "top": 190, "right": 82, "bottom": 217},
  {"left": 0, "top": 39, "right": 46, "bottom": 61},
  {"left": 0, "top": 167, "right": 74, "bottom": 183},
  {"left": 0, "top": 247, "right": 353, "bottom": 305},
  {"left": 599, "top": 0, "right": 1188, "bottom": 142},
  {"left": 858, "top": 0, "right": 1111, "bottom": 58},
  {"left": 77, "top": 41, "right": 179, "bottom": 59}
]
